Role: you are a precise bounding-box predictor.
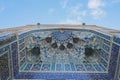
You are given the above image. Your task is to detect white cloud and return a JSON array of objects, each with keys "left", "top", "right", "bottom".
[
  {"left": 90, "top": 9, "right": 106, "bottom": 19},
  {"left": 60, "top": 4, "right": 86, "bottom": 24},
  {"left": 60, "top": 0, "right": 106, "bottom": 23},
  {"left": 88, "top": 0, "right": 106, "bottom": 19},
  {"left": 48, "top": 8, "right": 55, "bottom": 14},
  {"left": 88, "top": 0, "right": 105, "bottom": 9},
  {"left": 61, "top": 0, "right": 69, "bottom": 8}
]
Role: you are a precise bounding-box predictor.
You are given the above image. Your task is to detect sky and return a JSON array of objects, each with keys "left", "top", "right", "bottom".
[{"left": 0, "top": 0, "right": 120, "bottom": 29}]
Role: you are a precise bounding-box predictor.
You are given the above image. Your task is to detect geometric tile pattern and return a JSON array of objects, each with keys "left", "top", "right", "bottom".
[
  {"left": 109, "top": 43, "right": 120, "bottom": 78},
  {"left": 0, "top": 28, "right": 120, "bottom": 80},
  {"left": 20, "top": 62, "right": 106, "bottom": 72},
  {"left": 14, "top": 72, "right": 114, "bottom": 80}
]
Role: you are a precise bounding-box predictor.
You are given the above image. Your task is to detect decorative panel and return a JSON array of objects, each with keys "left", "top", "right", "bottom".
[
  {"left": 109, "top": 43, "right": 119, "bottom": 78},
  {"left": 20, "top": 58, "right": 26, "bottom": 67},
  {"left": 116, "top": 51, "right": 120, "bottom": 80},
  {"left": 11, "top": 42, "right": 19, "bottom": 78},
  {"left": 19, "top": 29, "right": 109, "bottom": 73},
  {"left": 118, "top": 61, "right": 120, "bottom": 80},
  {"left": 20, "top": 49, "right": 26, "bottom": 60},
  {"left": 19, "top": 38, "right": 24, "bottom": 44},
  {"left": 0, "top": 46, "right": 9, "bottom": 55},
  {"left": 19, "top": 31, "right": 32, "bottom": 39},
  {"left": 99, "top": 49, "right": 109, "bottom": 61},
  {"left": 102, "top": 44, "right": 110, "bottom": 52},
  {"left": 103, "top": 39, "right": 110, "bottom": 46},
  {"left": 19, "top": 43, "right": 25, "bottom": 51},
  {"left": 0, "top": 29, "right": 114, "bottom": 80},
  {"left": 113, "top": 36, "right": 120, "bottom": 45},
  {"left": 13, "top": 72, "right": 114, "bottom": 79},
  {"left": 90, "top": 30, "right": 111, "bottom": 40},
  {"left": 0, "top": 33, "right": 16, "bottom": 46},
  {"left": 0, "top": 51, "right": 10, "bottom": 80}
]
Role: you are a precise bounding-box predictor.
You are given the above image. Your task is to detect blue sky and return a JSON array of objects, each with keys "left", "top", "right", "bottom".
[{"left": 0, "top": 0, "right": 120, "bottom": 29}]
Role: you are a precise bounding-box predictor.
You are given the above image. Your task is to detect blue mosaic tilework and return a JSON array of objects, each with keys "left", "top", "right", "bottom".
[
  {"left": 1, "top": 69, "right": 9, "bottom": 80},
  {"left": 103, "top": 39, "right": 110, "bottom": 46},
  {"left": 113, "top": 36, "right": 120, "bottom": 45},
  {"left": 20, "top": 63, "right": 26, "bottom": 70},
  {"left": 118, "top": 57, "right": 120, "bottom": 80},
  {"left": 14, "top": 72, "right": 114, "bottom": 79},
  {"left": 0, "top": 32, "right": 12, "bottom": 38},
  {"left": 20, "top": 49, "right": 25, "bottom": 60},
  {"left": 64, "top": 64, "right": 71, "bottom": 71},
  {"left": 18, "top": 29, "right": 51, "bottom": 39},
  {"left": 20, "top": 58, "right": 26, "bottom": 66},
  {"left": 0, "top": 53, "right": 10, "bottom": 80},
  {"left": 41, "top": 64, "right": 51, "bottom": 71},
  {"left": 89, "top": 30, "right": 111, "bottom": 40},
  {"left": 93, "top": 64, "right": 103, "bottom": 71},
  {"left": 51, "top": 30, "right": 73, "bottom": 44},
  {"left": 0, "top": 42, "right": 16, "bottom": 80},
  {"left": 115, "top": 54, "right": 120, "bottom": 80},
  {"left": 19, "top": 38, "right": 24, "bottom": 44},
  {"left": 100, "top": 58, "right": 107, "bottom": 68},
  {"left": 109, "top": 43, "right": 119, "bottom": 78},
  {"left": 0, "top": 33, "right": 16, "bottom": 46},
  {"left": 96, "top": 49, "right": 108, "bottom": 71},
  {"left": 18, "top": 29, "right": 111, "bottom": 41},
  {"left": 89, "top": 73, "right": 114, "bottom": 80},
  {"left": 102, "top": 44, "right": 110, "bottom": 52},
  {"left": 99, "top": 64, "right": 106, "bottom": 71},
  {"left": 11, "top": 42, "right": 19, "bottom": 77},
  {"left": 31, "top": 63, "right": 41, "bottom": 70},
  {"left": 117, "top": 65, "right": 120, "bottom": 80},
  {"left": 24, "top": 63, "right": 33, "bottom": 70},
  {"left": 7, "top": 29, "right": 114, "bottom": 79},
  {"left": 11, "top": 42, "right": 17, "bottom": 51},
  {"left": 56, "top": 64, "right": 62, "bottom": 71},
  {"left": 75, "top": 64, "right": 85, "bottom": 71},
  {"left": 99, "top": 49, "right": 109, "bottom": 61},
  {"left": 84, "top": 63, "right": 95, "bottom": 71},
  {"left": 10, "top": 42, "right": 19, "bottom": 79},
  {"left": 70, "top": 62, "right": 75, "bottom": 71},
  {"left": 19, "top": 43, "right": 25, "bottom": 50},
  {"left": 19, "top": 30, "right": 33, "bottom": 39},
  {"left": 19, "top": 45, "right": 26, "bottom": 68},
  {"left": 21, "top": 62, "right": 107, "bottom": 72},
  {"left": 0, "top": 45, "right": 9, "bottom": 55},
  {"left": 18, "top": 29, "right": 44, "bottom": 39},
  {"left": 51, "top": 62, "right": 55, "bottom": 71}
]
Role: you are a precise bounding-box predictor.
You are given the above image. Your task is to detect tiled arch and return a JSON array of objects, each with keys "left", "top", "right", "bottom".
[{"left": 0, "top": 27, "right": 120, "bottom": 80}]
